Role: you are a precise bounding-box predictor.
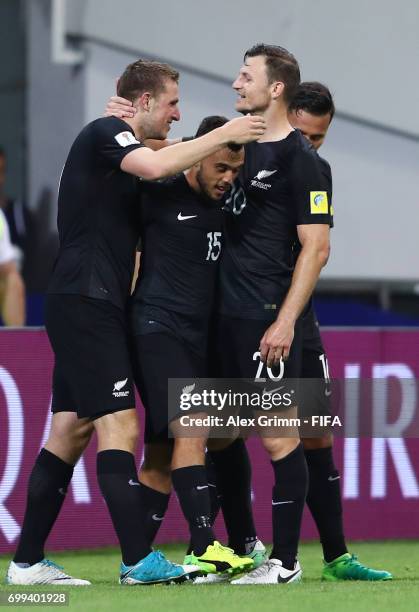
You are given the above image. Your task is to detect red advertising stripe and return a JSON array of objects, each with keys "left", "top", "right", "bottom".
[{"left": 0, "top": 330, "right": 419, "bottom": 553}]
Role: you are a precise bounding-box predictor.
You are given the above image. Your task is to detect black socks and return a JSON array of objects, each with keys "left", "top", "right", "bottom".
[
  {"left": 97, "top": 450, "right": 151, "bottom": 566},
  {"left": 209, "top": 439, "right": 257, "bottom": 554},
  {"left": 172, "top": 465, "right": 215, "bottom": 556},
  {"left": 14, "top": 449, "right": 74, "bottom": 565},
  {"left": 305, "top": 446, "right": 347, "bottom": 562},
  {"left": 138, "top": 482, "right": 170, "bottom": 546},
  {"left": 270, "top": 443, "right": 308, "bottom": 570},
  {"left": 205, "top": 452, "right": 222, "bottom": 526}
]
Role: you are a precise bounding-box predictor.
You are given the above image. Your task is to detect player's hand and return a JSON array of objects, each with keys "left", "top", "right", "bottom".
[
  {"left": 259, "top": 319, "right": 295, "bottom": 368},
  {"left": 104, "top": 96, "right": 136, "bottom": 118},
  {"left": 221, "top": 115, "right": 266, "bottom": 144}
]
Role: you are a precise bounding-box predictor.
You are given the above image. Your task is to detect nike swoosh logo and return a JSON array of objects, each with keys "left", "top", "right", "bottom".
[
  {"left": 272, "top": 500, "right": 294, "bottom": 505},
  {"left": 328, "top": 475, "right": 340, "bottom": 481},
  {"left": 262, "top": 386, "right": 285, "bottom": 395},
  {"left": 152, "top": 514, "right": 164, "bottom": 521},
  {"left": 120, "top": 569, "right": 135, "bottom": 581},
  {"left": 58, "top": 488, "right": 66, "bottom": 496},
  {"left": 277, "top": 569, "right": 301, "bottom": 583},
  {"left": 325, "top": 389, "right": 332, "bottom": 396},
  {"left": 128, "top": 479, "right": 140, "bottom": 486},
  {"left": 196, "top": 485, "right": 209, "bottom": 490},
  {"left": 177, "top": 213, "right": 197, "bottom": 221}
]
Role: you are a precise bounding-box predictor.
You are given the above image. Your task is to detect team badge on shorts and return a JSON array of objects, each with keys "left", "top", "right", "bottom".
[
  {"left": 112, "top": 378, "right": 130, "bottom": 398},
  {"left": 310, "top": 191, "right": 329, "bottom": 214}
]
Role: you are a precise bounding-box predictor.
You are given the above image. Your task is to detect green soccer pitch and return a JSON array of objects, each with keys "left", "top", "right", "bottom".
[{"left": 1, "top": 541, "right": 419, "bottom": 612}]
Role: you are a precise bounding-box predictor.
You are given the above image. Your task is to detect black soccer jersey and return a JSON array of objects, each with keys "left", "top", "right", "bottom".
[
  {"left": 47, "top": 117, "right": 144, "bottom": 310},
  {"left": 131, "top": 173, "right": 223, "bottom": 336},
  {"left": 218, "top": 130, "right": 332, "bottom": 320}
]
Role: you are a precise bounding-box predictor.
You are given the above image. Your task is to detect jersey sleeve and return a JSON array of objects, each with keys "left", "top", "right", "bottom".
[
  {"left": 94, "top": 118, "right": 145, "bottom": 169},
  {"left": 289, "top": 148, "right": 333, "bottom": 226},
  {"left": 0, "top": 210, "right": 16, "bottom": 264},
  {"left": 319, "top": 157, "right": 334, "bottom": 228}
]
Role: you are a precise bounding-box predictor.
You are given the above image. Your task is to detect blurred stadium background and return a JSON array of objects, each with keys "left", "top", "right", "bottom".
[{"left": 1, "top": 0, "right": 419, "bottom": 557}]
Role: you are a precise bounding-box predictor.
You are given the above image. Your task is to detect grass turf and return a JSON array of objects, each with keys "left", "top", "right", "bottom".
[{"left": 1, "top": 541, "right": 418, "bottom": 612}]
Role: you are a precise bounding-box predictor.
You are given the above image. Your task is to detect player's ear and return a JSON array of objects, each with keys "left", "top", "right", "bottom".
[
  {"left": 271, "top": 81, "right": 285, "bottom": 100},
  {"left": 138, "top": 92, "right": 152, "bottom": 112}
]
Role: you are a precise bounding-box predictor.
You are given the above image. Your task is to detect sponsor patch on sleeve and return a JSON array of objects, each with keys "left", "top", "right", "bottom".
[
  {"left": 114, "top": 131, "right": 141, "bottom": 147},
  {"left": 310, "top": 191, "right": 329, "bottom": 214}
]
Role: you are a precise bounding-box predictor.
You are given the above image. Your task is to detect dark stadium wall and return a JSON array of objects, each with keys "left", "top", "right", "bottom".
[{"left": 0, "top": 0, "right": 26, "bottom": 202}]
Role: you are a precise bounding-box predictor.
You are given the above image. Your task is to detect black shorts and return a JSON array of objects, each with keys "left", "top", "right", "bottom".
[
  {"left": 212, "top": 315, "right": 303, "bottom": 380},
  {"left": 45, "top": 294, "right": 135, "bottom": 419},
  {"left": 211, "top": 315, "right": 302, "bottom": 420},
  {"left": 131, "top": 303, "right": 208, "bottom": 359},
  {"left": 132, "top": 332, "right": 207, "bottom": 443},
  {"left": 299, "top": 306, "right": 332, "bottom": 421}
]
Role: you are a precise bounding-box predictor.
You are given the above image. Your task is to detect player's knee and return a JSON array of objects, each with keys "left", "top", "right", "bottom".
[
  {"left": 49, "top": 414, "right": 78, "bottom": 440},
  {"left": 261, "top": 436, "right": 300, "bottom": 460},
  {"left": 175, "top": 436, "right": 206, "bottom": 455},
  {"left": 71, "top": 421, "right": 94, "bottom": 453},
  {"left": 46, "top": 414, "right": 93, "bottom": 460},
  {"left": 94, "top": 408, "right": 139, "bottom": 449}
]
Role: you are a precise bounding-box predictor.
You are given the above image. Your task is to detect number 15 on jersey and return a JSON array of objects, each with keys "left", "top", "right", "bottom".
[{"left": 206, "top": 232, "right": 222, "bottom": 261}]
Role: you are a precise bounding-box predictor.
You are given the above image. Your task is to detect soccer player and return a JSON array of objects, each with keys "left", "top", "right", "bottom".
[
  {"left": 6, "top": 60, "right": 265, "bottom": 587},
  {"left": 209, "top": 44, "right": 333, "bottom": 585},
  {"left": 208, "top": 82, "right": 391, "bottom": 582},
  {"left": 129, "top": 115, "right": 256, "bottom": 576},
  {"left": 288, "top": 82, "right": 392, "bottom": 581}
]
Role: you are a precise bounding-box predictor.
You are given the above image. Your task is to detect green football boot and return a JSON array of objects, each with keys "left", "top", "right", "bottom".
[
  {"left": 322, "top": 553, "right": 392, "bottom": 581},
  {"left": 241, "top": 539, "right": 268, "bottom": 569}
]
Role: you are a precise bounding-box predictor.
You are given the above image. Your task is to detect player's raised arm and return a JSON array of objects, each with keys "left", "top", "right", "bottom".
[{"left": 120, "top": 115, "right": 265, "bottom": 180}]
